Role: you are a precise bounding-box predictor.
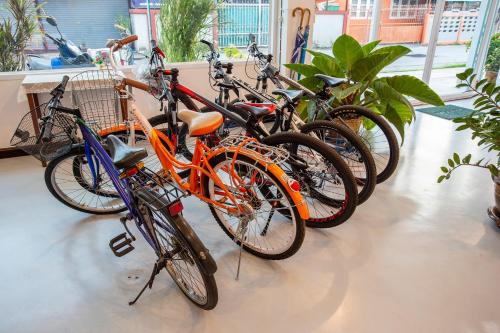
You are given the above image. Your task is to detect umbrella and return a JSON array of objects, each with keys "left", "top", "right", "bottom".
[
  {"left": 298, "top": 9, "right": 311, "bottom": 80},
  {"left": 289, "top": 7, "right": 305, "bottom": 79}
]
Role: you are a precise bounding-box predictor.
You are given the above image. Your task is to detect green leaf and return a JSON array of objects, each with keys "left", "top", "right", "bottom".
[
  {"left": 448, "top": 159, "right": 455, "bottom": 168},
  {"left": 372, "top": 80, "right": 415, "bottom": 123},
  {"left": 370, "top": 45, "right": 411, "bottom": 66},
  {"left": 384, "top": 75, "right": 444, "bottom": 106},
  {"left": 384, "top": 103, "right": 406, "bottom": 142},
  {"left": 456, "top": 68, "right": 473, "bottom": 80},
  {"left": 462, "top": 154, "right": 472, "bottom": 164},
  {"left": 453, "top": 153, "right": 460, "bottom": 164},
  {"left": 306, "top": 100, "right": 316, "bottom": 122},
  {"left": 284, "top": 63, "right": 322, "bottom": 78},
  {"left": 311, "top": 54, "right": 344, "bottom": 77},
  {"left": 329, "top": 82, "right": 362, "bottom": 101},
  {"left": 437, "top": 175, "right": 446, "bottom": 183},
  {"left": 441, "top": 166, "right": 448, "bottom": 173},
  {"left": 332, "top": 34, "right": 364, "bottom": 72},
  {"left": 488, "top": 164, "right": 499, "bottom": 176},
  {"left": 297, "top": 76, "right": 323, "bottom": 92},
  {"left": 361, "top": 40, "right": 380, "bottom": 55},
  {"left": 475, "top": 78, "right": 488, "bottom": 89},
  {"left": 350, "top": 53, "right": 391, "bottom": 82},
  {"left": 456, "top": 124, "right": 469, "bottom": 131}
]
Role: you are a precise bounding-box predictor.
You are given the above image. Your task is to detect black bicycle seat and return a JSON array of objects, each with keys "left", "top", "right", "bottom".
[
  {"left": 272, "top": 89, "right": 304, "bottom": 103},
  {"left": 106, "top": 135, "right": 148, "bottom": 170},
  {"left": 314, "top": 74, "right": 346, "bottom": 88},
  {"left": 232, "top": 102, "right": 273, "bottom": 119}
]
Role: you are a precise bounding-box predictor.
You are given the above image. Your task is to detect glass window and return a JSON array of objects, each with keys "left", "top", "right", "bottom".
[{"left": 350, "top": 0, "right": 372, "bottom": 19}]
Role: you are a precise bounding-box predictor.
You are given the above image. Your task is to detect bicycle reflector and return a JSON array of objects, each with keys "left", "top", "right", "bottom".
[
  {"left": 168, "top": 200, "right": 184, "bottom": 216},
  {"left": 282, "top": 174, "right": 300, "bottom": 192},
  {"left": 119, "top": 162, "right": 144, "bottom": 179}
]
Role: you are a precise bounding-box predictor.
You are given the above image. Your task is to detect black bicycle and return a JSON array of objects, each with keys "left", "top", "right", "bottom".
[{"left": 245, "top": 35, "right": 399, "bottom": 183}]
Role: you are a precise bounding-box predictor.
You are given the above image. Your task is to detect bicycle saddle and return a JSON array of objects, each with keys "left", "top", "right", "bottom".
[
  {"left": 272, "top": 89, "right": 304, "bottom": 103},
  {"left": 178, "top": 109, "right": 223, "bottom": 136},
  {"left": 106, "top": 135, "right": 148, "bottom": 170},
  {"left": 314, "top": 74, "right": 346, "bottom": 88},
  {"left": 232, "top": 102, "right": 275, "bottom": 119}
]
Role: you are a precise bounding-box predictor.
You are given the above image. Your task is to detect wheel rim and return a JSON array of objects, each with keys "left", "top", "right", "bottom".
[{"left": 208, "top": 159, "right": 298, "bottom": 256}]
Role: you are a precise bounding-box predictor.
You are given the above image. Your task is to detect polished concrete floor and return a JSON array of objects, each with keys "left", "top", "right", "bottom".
[{"left": 0, "top": 111, "right": 499, "bottom": 333}]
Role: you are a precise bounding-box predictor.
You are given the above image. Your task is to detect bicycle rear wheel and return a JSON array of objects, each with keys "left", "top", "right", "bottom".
[
  {"left": 300, "top": 120, "right": 376, "bottom": 205},
  {"left": 202, "top": 153, "right": 305, "bottom": 260},
  {"left": 135, "top": 188, "right": 218, "bottom": 310},
  {"left": 45, "top": 147, "right": 126, "bottom": 214},
  {"left": 262, "top": 132, "right": 358, "bottom": 228},
  {"left": 328, "top": 105, "right": 399, "bottom": 183}
]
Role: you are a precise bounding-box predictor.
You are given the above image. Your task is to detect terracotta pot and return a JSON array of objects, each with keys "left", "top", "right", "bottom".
[
  {"left": 485, "top": 71, "right": 498, "bottom": 83},
  {"left": 342, "top": 116, "right": 362, "bottom": 133},
  {"left": 488, "top": 176, "right": 500, "bottom": 227}
]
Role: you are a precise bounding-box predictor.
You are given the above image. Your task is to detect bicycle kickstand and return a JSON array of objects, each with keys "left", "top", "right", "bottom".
[{"left": 128, "top": 258, "right": 165, "bottom": 306}]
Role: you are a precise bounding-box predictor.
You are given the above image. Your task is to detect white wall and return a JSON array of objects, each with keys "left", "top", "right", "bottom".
[{"left": 313, "top": 14, "right": 344, "bottom": 48}]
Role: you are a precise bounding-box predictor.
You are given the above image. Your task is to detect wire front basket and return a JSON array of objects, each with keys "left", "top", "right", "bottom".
[
  {"left": 215, "top": 135, "right": 290, "bottom": 165},
  {"left": 70, "top": 68, "right": 124, "bottom": 132},
  {"left": 10, "top": 103, "right": 75, "bottom": 161}
]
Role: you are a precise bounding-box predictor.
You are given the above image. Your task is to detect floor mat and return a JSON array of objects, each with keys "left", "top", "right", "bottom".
[{"left": 416, "top": 104, "right": 475, "bottom": 120}]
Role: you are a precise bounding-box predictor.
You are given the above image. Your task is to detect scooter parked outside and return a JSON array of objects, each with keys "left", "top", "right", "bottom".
[{"left": 26, "top": 16, "right": 94, "bottom": 70}]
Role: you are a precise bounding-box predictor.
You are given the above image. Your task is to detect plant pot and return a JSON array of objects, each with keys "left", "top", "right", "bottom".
[
  {"left": 485, "top": 70, "right": 498, "bottom": 83},
  {"left": 488, "top": 176, "right": 500, "bottom": 227},
  {"left": 342, "top": 116, "right": 362, "bottom": 133}
]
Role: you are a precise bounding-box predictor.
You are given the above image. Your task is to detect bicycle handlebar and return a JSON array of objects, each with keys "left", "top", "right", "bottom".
[
  {"left": 112, "top": 34, "right": 138, "bottom": 51},
  {"left": 42, "top": 75, "right": 70, "bottom": 143}
]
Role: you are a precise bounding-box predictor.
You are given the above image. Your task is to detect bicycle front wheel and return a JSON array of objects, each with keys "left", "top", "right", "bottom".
[
  {"left": 135, "top": 188, "right": 218, "bottom": 310},
  {"left": 202, "top": 153, "right": 305, "bottom": 260}
]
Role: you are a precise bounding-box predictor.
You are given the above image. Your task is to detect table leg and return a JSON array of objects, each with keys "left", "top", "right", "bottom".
[{"left": 26, "top": 92, "right": 47, "bottom": 167}]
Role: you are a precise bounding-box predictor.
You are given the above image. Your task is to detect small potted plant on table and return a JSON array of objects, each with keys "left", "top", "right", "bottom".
[{"left": 438, "top": 68, "right": 500, "bottom": 225}]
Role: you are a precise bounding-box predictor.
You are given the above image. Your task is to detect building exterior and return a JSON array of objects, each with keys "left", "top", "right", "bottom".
[{"left": 314, "top": 0, "right": 481, "bottom": 46}]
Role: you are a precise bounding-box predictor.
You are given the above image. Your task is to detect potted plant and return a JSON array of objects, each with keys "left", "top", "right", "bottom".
[
  {"left": 485, "top": 47, "right": 500, "bottom": 83},
  {"left": 0, "top": 0, "right": 39, "bottom": 71},
  {"left": 438, "top": 68, "right": 500, "bottom": 226},
  {"left": 284, "top": 34, "right": 444, "bottom": 141}
]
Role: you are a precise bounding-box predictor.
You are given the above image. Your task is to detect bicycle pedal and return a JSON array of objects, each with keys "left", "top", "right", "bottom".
[{"left": 109, "top": 233, "right": 135, "bottom": 257}]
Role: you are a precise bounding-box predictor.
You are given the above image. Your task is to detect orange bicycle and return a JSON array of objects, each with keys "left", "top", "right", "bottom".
[{"left": 45, "top": 36, "right": 309, "bottom": 261}]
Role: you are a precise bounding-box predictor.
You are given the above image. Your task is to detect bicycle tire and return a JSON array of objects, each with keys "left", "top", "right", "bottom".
[
  {"left": 261, "top": 132, "right": 358, "bottom": 228},
  {"left": 300, "top": 120, "right": 376, "bottom": 205},
  {"left": 135, "top": 188, "right": 218, "bottom": 310},
  {"left": 45, "top": 147, "right": 127, "bottom": 215},
  {"left": 327, "top": 105, "right": 399, "bottom": 183},
  {"left": 202, "top": 153, "right": 305, "bottom": 259}
]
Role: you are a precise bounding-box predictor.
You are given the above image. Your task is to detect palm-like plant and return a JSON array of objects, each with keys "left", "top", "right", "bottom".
[
  {"left": 0, "top": 0, "right": 39, "bottom": 71},
  {"left": 158, "top": 0, "right": 215, "bottom": 62},
  {"left": 285, "top": 34, "right": 444, "bottom": 140}
]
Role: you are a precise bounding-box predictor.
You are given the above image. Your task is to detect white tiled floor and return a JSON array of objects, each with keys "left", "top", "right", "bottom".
[{"left": 0, "top": 112, "right": 499, "bottom": 333}]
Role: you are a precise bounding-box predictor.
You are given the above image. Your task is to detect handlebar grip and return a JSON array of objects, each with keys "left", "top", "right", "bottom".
[
  {"left": 60, "top": 75, "right": 69, "bottom": 91},
  {"left": 113, "top": 35, "right": 138, "bottom": 51},
  {"left": 41, "top": 119, "right": 54, "bottom": 143},
  {"left": 200, "top": 39, "right": 215, "bottom": 52}
]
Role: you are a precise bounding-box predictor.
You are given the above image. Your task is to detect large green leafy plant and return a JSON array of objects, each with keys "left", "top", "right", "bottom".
[
  {"left": 159, "top": 0, "right": 215, "bottom": 62},
  {"left": 438, "top": 68, "right": 499, "bottom": 182},
  {"left": 285, "top": 34, "right": 444, "bottom": 140},
  {"left": 0, "top": 0, "right": 39, "bottom": 71}
]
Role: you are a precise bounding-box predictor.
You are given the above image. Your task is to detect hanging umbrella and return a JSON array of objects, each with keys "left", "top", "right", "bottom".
[
  {"left": 298, "top": 9, "right": 311, "bottom": 80},
  {"left": 289, "top": 7, "right": 305, "bottom": 79}
]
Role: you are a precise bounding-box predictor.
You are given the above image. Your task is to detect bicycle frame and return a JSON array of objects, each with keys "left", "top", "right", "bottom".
[{"left": 76, "top": 120, "right": 161, "bottom": 249}]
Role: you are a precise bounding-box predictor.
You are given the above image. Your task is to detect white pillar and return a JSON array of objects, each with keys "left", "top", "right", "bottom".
[
  {"left": 466, "top": 0, "right": 499, "bottom": 79},
  {"left": 422, "top": 0, "right": 446, "bottom": 84},
  {"left": 369, "top": 0, "right": 382, "bottom": 42}
]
